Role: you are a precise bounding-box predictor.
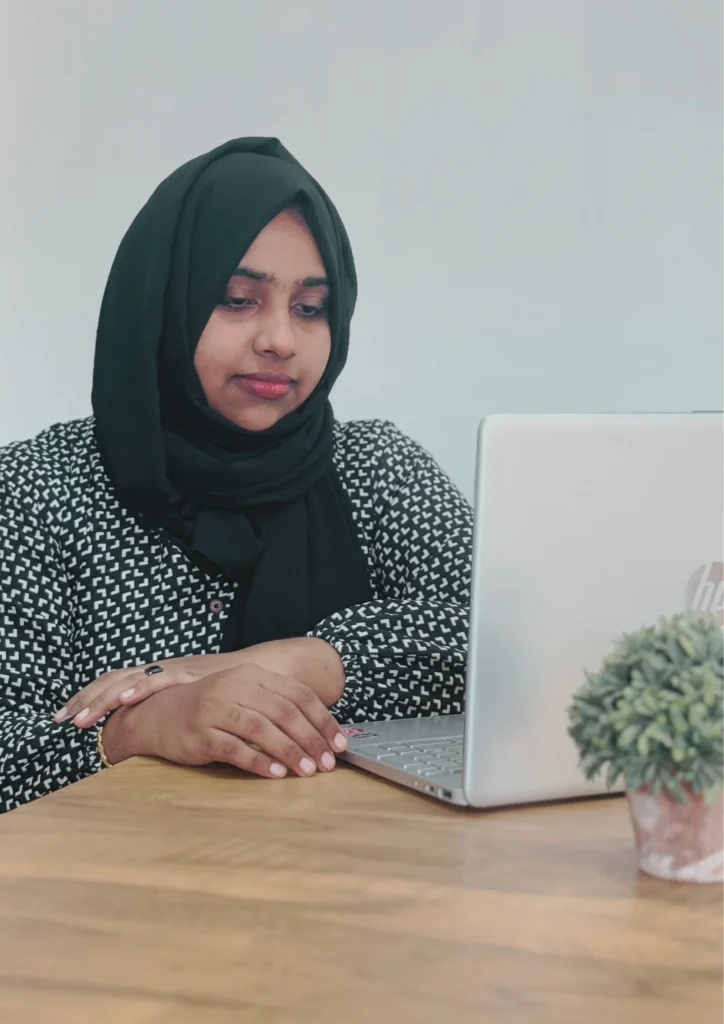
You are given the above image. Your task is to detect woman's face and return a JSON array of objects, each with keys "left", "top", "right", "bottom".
[{"left": 194, "top": 208, "right": 331, "bottom": 432}]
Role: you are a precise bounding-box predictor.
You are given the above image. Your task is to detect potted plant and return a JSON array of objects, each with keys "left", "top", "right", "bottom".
[{"left": 568, "top": 611, "right": 723, "bottom": 883}]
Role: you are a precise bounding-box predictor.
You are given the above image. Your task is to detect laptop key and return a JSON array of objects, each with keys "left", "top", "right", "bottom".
[
  {"left": 352, "top": 744, "right": 390, "bottom": 758},
  {"left": 375, "top": 755, "right": 421, "bottom": 771}
]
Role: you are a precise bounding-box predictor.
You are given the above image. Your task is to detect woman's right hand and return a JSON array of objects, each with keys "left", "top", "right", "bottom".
[{"left": 100, "top": 663, "right": 348, "bottom": 780}]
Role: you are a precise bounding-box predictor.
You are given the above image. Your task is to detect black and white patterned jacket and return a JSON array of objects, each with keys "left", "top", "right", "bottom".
[{"left": 0, "top": 418, "right": 473, "bottom": 812}]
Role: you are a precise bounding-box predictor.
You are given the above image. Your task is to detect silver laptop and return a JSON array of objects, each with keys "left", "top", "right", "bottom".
[{"left": 340, "top": 413, "right": 724, "bottom": 807}]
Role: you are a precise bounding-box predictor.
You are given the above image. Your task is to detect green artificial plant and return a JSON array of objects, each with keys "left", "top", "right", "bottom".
[{"left": 568, "top": 612, "right": 723, "bottom": 804}]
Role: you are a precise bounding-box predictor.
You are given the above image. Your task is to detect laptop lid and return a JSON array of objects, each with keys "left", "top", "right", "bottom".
[{"left": 463, "top": 413, "right": 723, "bottom": 808}]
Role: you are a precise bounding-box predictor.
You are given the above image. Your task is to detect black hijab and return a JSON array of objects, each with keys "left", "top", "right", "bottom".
[{"left": 92, "top": 137, "right": 372, "bottom": 651}]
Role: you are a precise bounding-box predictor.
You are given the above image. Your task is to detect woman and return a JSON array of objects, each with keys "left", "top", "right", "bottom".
[{"left": 0, "top": 137, "right": 473, "bottom": 813}]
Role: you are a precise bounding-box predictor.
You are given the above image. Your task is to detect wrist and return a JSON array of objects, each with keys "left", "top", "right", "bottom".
[
  {"left": 100, "top": 704, "right": 144, "bottom": 764},
  {"left": 291, "top": 636, "right": 346, "bottom": 705},
  {"left": 234, "top": 637, "right": 345, "bottom": 705}
]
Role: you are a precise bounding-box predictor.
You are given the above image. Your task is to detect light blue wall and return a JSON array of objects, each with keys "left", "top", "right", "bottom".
[{"left": 1, "top": 0, "right": 721, "bottom": 500}]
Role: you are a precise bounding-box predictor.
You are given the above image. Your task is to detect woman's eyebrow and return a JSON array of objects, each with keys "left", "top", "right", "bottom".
[
  {"left": 231, "top": 266, "right": 328, "bottom": 288},
  {"left": 299, "top": 276, "right": 329, "bottom": 288}
]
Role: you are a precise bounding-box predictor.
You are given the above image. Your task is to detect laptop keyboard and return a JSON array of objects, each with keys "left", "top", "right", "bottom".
[{"left": 352, "top": 736, "right": 464, "bottom": 777}]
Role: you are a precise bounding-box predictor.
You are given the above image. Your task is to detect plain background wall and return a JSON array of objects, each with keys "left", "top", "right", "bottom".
[{"left": 1, "top": 0, "right": 721, "bottom": 500}]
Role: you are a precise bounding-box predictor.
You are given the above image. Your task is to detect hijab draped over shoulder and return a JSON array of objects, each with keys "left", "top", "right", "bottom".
[{"left": 92, "top": 137, "right": 372, "bottom": 651}]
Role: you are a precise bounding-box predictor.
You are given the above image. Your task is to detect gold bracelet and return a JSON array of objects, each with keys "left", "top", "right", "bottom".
[{"left": 96, "top": 725, "right": 113, "bottom": 768}]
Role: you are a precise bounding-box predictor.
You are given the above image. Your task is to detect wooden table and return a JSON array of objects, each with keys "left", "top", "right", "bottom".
[{"left": 0, "top": 759, "right": 720, "bottom": 1024}]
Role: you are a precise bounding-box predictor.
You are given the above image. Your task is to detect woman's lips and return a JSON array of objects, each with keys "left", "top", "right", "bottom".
[{"left": 232, "top": 374, "right": 294, "bottom": 400}]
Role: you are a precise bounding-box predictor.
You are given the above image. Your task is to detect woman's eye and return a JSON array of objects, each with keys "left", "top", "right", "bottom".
[
  {"left": 219, "top": 297, "right": 256, "bottom": 311},
  {"left": 217, "top": 298, "right": 326, "bottom": 318},
  {"left": 296, "top": 303, "right": 327, "bottom": 319}
]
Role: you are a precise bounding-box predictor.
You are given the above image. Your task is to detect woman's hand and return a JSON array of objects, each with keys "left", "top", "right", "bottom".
[
  {"left": 99, "top": 663, "right": 348, "bottom": 779},
  {"left": 54, "top": 638, "right": 346, "bottom": 728},
  {"left": 54, "top": 653, "right": 236, "bottom": 728}
]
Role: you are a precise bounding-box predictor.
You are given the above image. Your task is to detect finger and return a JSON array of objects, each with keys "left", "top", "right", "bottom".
[
  {"left": 251, "top": 689, "right": 337, "bottom": 773},
  {"left": 207, "top": 729, "right": 288, "bottom": 779},
  {"left": 54, "top": 669, "right": 131, "bottom": 723},
  {"left": 116, "top": 668, "right": 197, "bottom": 706},
  {"left": 70, "top": 669, "right": 196, "bottom": 729},
  {"left": 266, "top": 676, "right": 348, "bottom": 754},
  {"left": 219, "top": 705, "right": 319, "bottom": 778}
]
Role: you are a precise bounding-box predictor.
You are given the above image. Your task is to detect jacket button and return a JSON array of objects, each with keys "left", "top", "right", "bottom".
[{"left": 210, "top": 599, "right": 224, "bottom": 614}]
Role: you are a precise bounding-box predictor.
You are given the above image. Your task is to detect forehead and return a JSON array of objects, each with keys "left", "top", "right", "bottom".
[{"left": 240, "top": 208, "right": 325, "bottom": 276}]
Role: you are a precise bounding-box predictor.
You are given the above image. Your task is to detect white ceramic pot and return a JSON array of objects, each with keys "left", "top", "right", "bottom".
[{"left": 627, "top": 784, "right": 723, "bottom": 883}]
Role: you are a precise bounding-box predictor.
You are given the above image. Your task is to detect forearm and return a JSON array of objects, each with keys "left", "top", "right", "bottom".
[
  {"left": 167, "top": 637, "right": 345, "bottom": 707},
  {"left": 0, "top": 708, "right": 102, "bottom": 812},
  {"left": 310, "top": 598, "right": 469, "bottom": 722},
  {"left": 245, "top": 637, "right": 346, "bottom": 706}
]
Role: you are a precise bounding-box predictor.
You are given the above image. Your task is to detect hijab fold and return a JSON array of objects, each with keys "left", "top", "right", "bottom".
[{"left": 92, "top": 137, "right": 372, "bottom": 651}]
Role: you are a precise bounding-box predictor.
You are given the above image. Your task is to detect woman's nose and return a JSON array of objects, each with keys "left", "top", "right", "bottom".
[{"left": 252, "top": 310, "right": 296, "bottom": 359}]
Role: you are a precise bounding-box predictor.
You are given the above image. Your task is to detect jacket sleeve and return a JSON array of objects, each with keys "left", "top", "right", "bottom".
[
  {"left": 310, "top": 424, "right": 473, "bottom": 723},
  {"left": 0, "top": 480, "right": 102, "bottom": 812}
]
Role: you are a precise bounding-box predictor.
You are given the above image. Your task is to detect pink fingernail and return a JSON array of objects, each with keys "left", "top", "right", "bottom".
[
  {"left": 74, "top": 708, "right": 90, "bottom": 722},
  {"left": 54, "top": 708, "right": 69, "bottom": 723},
  {"left": 120, "top": 688, "right": 135, "bottom": 699},
  {"left": 320, "top": 752, "right": 336, "bottom": 771},
  {"left": 333, "top": 732, "right": 348, "bottom": 752},
  {"left": 299, "top": 758, "right": 316, "bottom": 776},
  {"left": 270, "top": 763, "right": 287, "bottom": 778}
]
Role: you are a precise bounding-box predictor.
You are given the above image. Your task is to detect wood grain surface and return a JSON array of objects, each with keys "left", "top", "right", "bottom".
[{"left": 0, "top": 758, "right": 720, "bottom": 1024}]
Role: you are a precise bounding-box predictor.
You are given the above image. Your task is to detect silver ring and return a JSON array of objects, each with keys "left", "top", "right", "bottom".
[{"left": 144, "top": 665, "right": 164, "bottom": 676}]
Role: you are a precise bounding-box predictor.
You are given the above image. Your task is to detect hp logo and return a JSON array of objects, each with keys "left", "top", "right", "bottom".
[{"left": 685, "top": 562, "right": 724, "bottom": 626}]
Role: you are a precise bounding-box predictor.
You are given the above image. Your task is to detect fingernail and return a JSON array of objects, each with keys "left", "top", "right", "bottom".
[
  {"left": 299, "top": 757, "right": 316, "bottom": 776},
  {"left": 270, "top": 763, "right": 287, "bottom": 778},
  {"left": 54, "top": 708, "right": 69, "bottom": 723},
  {"left": 333, "top": 732, "right": 348, "bottom": 752},
  {"left": 120, "top": 688, "right": 135, "bottom": 699},
  {"left": 320, "top": 752, "right": 336, "bottom": 771},
  {"left": 74, "top": 708, "right": 90, "bottom": 722}
]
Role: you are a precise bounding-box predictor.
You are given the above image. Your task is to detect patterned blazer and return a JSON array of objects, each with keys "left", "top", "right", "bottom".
[{"left": 0, "top": 418, "right": 473, "bottom": 812}]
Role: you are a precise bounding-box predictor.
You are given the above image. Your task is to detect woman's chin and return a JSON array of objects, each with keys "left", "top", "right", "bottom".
[{"left": 220, "top": 403, "right": 292, "bottom": 433}]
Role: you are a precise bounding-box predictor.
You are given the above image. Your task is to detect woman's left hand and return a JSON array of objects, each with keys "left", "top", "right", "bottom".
[{"left": 53, "top": 657, "right": 211, "bottom": 728}]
